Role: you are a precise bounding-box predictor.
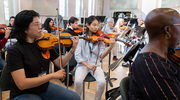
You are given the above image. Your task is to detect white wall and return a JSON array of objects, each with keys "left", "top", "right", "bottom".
[
  {"left": 0, "top": 0, "right": 6, "bottom": 24},
  {"left": 1, "top": 0, "right": 180, "bottom": 25},
  {"left": 102, "top": 0, "right": 180, "bottom": 20},
  {"left": 20, "top": 0, "right": 59, "bottom": 16}
]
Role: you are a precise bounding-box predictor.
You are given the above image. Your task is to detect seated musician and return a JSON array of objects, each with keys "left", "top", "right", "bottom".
[
  {"left": 4, "top": 16, "right": 17, "bottom": 51},
  {"left": 61, "top": 16, "right": 79, "bottom": 86},
  {"left": 74, "top": 16, "right": 116, "bottom": 100},
  {"left": 114, "top": 18, "right": 127, "bottom": 33},
  {"left": 6, "top": 10, "right": 80, "bottom": 100},
  {"left": 0, "top": 27, "right": 11, "bottom": 75},
  {"left": 114, "top": 18, "right": 126, "bottom": 54},
  {"left": 101, "top": 17, "right": 119, "bottom": 60},
  {"left": 135, "top": 18, "right": 145, "bottom": 33},
  {"left": 63, "top": 16, "right": 79, "bottom": 36},
  {"left": 42, "top": 18, "right": 56, "bottom": 34},
  {"left": 129, "top": 8, "right": 180, "bottom": 99}
]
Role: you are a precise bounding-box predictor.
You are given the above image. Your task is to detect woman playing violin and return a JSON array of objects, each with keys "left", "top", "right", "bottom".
[
  {"left": 129, "top": 8, "right": 180, "bottom": 99},
  {"left": 114, "top": 18, "right": 127, "bottom": 33},
  {"left": 74, "top": 16, "right": 116, "bottom": 100},
  {"left": 42, "top": 18, "right": 56, "bottom": 35},
  {"left": 6, "top": 10, "right": 80, "bottom": 100}
]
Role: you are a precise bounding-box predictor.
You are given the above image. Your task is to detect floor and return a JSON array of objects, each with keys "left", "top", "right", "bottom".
[{"left": 2, "top": 52, "right": 129, "bottom": 100}]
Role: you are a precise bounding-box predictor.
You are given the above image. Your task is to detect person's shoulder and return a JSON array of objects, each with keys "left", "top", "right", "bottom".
[
  {"left": 134, "top": 52, "right": 152, "bottom": 62},
  {"left": 135, "top": 52, "right": 166, "bottom": 63},
  {"left": 8, "top": 42, "right": 23, "bottom": 52}
]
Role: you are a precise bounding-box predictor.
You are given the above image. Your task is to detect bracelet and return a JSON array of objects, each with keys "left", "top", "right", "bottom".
[{"left": 70, "top": 50, "right": 74, "bottom": 55}]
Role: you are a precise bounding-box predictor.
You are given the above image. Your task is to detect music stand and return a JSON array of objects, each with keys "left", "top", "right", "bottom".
[
  {"left": 105, "top": 51, "right": 117, "bottom": 90},
  {"left": 126, "top": 28, "right": 135, "bottom": 38},
  {"left": 137, "top": 27, "right": 146, "bottom": 37},
  {"left": 120, "top": 28, "right": 131, "bottom": 38},
  {"left": 109, "top": 38, "right": 145, "bottom": 71}
]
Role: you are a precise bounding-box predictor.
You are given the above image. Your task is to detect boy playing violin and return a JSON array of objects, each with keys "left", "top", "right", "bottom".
[{"left": 61, "top": 16, "right": 79, "bottom": 86}]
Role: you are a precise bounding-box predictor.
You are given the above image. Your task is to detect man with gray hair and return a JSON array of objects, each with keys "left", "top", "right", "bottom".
[{"left": 102, "top": 18, "right": 118, "bottom": 60}]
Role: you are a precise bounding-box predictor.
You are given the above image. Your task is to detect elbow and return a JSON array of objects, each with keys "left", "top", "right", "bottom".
[
  {"left": 16, "top": 82, "right": 27, "bottom": 90},
  {"left": 100, "top": 54, "right": 104, "bottom": 59}
]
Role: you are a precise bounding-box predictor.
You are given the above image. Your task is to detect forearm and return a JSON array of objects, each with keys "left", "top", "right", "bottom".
[
  {"left": 100, "top": 46, "right": 113, "bottom": 59},
  {"left": 20, "top": 74, "right": 53, "bottom": 90},
  {"left": 12, "top": 70, "right": 54, "bottom": 90},
  {"left": 80, "top": 61, "right": 89, "bottom": 67},
  {"left": 0, "top": 38, "right": 7, "bottom": 49},
  {"left": 62, "top": 49, "right": 74, "bottom": 67}
]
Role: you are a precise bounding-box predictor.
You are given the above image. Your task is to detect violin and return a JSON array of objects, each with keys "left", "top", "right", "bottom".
[
  {"left": 36, "top": 33, "right": 90, "bottom": 50},
  {"left": 168, "top": 49, "right": 180, "bottom": 65},
  {"left": 51, "top": 26, "right": 62, "bottom": 31},
  {"left": 120, "top": 26, "right": 128, "bottom": 30},
  {"left": 74, "top": 26, "right": 86, "bottom": 34},
  {"left": 90, "top": 30, "right": 132, "bottom": 47},
  {"left": 0, "top": 24, "right": 8, "bottom": 34}
]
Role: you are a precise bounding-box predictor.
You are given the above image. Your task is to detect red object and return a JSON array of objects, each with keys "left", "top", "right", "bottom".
[
  {"left": 90, "top": 30, "right": 132, "bottom": 47},
  {"left": 0, "top": 38, "right": 8, "bottom": 49},
  {"left": 36, "top": 32, "right": 90, "bottom": 50},
  {"left": 74, "top": 26, "right": 86, "bottom": 34},
  {"left": 168, "top": 50, "right": 180, "bottom": 65},
  {"left": 51, "top": 26, "right": 62, "bottom": 31},
  {"left": 0, "top": 24, "right": 7, "bottom": 34}
]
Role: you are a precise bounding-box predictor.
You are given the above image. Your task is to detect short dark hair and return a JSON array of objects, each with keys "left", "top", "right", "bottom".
[
  {"left": 43, "top": 18, "right": 53, "bottom": 33},
  {"left": 9, "top": 16, "right": 15, "bottom": 26},
  {"left": 14, "top": 10, "right": 39, "bottom": 42},
  {"left": 68, "top": 17, "right": 79, "bottom": 24}
]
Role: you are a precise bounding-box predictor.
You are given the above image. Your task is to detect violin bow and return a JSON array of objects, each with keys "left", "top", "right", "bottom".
[
  {"left": 82, "top": 10, "right": 86, "bottom": 35},
  {"left": 93, "top": 39, "right": 102, "bottom": 75},
  {"left": 56, "top": 8, "right": 63, "bottom": 69},
  {"left": 93, "top": 31, "right": 105, "bottom": 75}
]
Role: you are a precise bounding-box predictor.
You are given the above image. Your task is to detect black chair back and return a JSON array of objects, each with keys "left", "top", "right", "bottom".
[
  {"left": 120, "top": 76, "right": 130, "bottom": 100},
  {"left": 0, "top": 64, "right": 11, "bottom": 91}
]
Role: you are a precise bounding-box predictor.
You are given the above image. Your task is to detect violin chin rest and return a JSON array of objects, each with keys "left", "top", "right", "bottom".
[{"left": 36, "top": 32, "right": 44, "bottom": 40}]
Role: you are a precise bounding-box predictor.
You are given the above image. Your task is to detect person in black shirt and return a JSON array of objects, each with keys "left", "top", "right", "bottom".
[
  {"left": 61, "top": 16, "right": 79, "bottom": 86},
  {"left": 129, "top": 8, "right": 180, "bottom": 100},
  {"left": 63, "top": 16, "right": 79, "bottom": 36},
  {"left": 6, "top": 10, "right": 80, "bottom": 100}
]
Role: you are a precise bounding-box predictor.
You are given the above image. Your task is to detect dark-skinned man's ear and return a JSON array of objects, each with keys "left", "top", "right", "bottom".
[{"left": 164, "top": 26, "right": 170, "bottom": 32}]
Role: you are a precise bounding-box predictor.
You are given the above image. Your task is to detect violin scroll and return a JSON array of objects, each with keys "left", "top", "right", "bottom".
[
  {"left": 51, "top": 26, "right": 62, "bottom": 31},
  {"left": 74, "top": 26, "right": 86, "bottom": 34},
  {"left": 93, "top": 30, "right": 132, "bottom": 47}
]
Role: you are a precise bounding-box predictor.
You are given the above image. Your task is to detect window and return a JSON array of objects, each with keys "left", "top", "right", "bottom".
[
  {"left": 88, "top": 0, "right": 95, "bottom": 16},
  {"left": 76, "top": 0, "right": 81, "bottom": 17},
  {"left": 161, "top": 0, "right": 180, "bottom": 7},
  {"left": 59, "top": 0, "right": 68, "bottom": 17},
  {"left": 110, "top": 0, "right": 138, "bottom": 10},
  {"left": 4, "top": 0, "right": 9, "bottom": 20}
]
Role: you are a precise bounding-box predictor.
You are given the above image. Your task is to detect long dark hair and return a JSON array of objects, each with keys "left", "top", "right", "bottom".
[
  {"left": 43, "top": 18, "right": 53, "bottom": 33},
  {"left": 86, "top": 15, "right": 99, "bottom": 35},
  {"left": 14, "top": 10, "right": 39, "bottom": 42}
]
